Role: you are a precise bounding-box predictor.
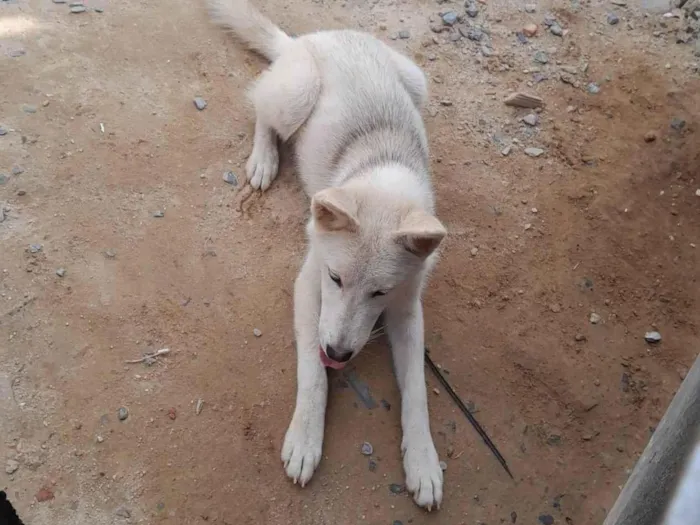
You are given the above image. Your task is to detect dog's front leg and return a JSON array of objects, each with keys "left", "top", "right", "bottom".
[
  {"left": 281, "top": 251, "right": 327, "bottom": 487},
  {"left": 386, "top": 299, "right": 443, "bottom": 510}
]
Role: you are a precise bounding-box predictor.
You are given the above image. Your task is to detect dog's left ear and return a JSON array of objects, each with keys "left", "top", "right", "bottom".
[{"left": 394, "top": 210, "right": 446, "bottom": 258}]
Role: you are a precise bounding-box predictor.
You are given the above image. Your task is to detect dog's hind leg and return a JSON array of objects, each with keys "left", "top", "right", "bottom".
[
  {"left": 386, "top": 48, "right": 428, "bottom": 110},
  {"left": 247, "top": 43, "right": 321, "bottom": 191}
]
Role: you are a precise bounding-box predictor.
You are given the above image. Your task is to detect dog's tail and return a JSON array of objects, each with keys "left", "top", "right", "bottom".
[{"left": 206, "top": 0, "right": 293, "bottom": 61}]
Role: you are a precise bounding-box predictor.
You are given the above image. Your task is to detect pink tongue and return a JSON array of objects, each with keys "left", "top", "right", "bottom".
[{"left": 319, "top": 347, "right": 347, "bottom": 370}]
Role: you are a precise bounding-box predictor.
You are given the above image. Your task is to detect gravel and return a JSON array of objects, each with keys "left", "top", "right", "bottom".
[
  {"left": 389, "top": 483, "right": 405, "bottom": 494},
  {"left": 56, "top": 268, "right": 66, "bottom": 277},
  {"left": 607, "top": 12, "right": 620, "bottom": 24},
  {"left": 534, "top": 50, "right": 549, "bottom": 64},
  {"left": 523, "top": 113, "right": 539, "bottom": 126},
  {"left": 153, "top": 210, "right": 164, "bottom": 218},
  {"left": 70, "top": 5, "right": 87, "bottom": 13},
  {"left": 398, "top": 30, "right": 410, "bottom": 39},
  {"left": 115, "top": 506, "right": 131, "bottom": 519},
  {"left": 193, "top": 97, "right": 208, "bottom": 111},
  {"left": 644, "top": 331, "right": 662, "bottom": 343},
  {"left": 670, "top": 118, "right": 686, "bottom": 131},
  {"left": 0, "top": 127, "right": 8, "bottom": 136},
  {"left": 550, "top": 22, "right": 563, "bottom": 36},
  {"left": 11, "top": 166, "right": 24, "bottom": 176},
  {"left": 361, "top": 442, "right": 373, "bottom": 455},
  {"left": 22, "top": 104, "right": 37, "bottom": 114},
  {"left": 441, "top": 11, "right": 458, "bottom": 26},
  {"left": 5, "top": 459, "right": 19, "bottom": 475},
  {"left": 539, "top": 515, "right": 554, "bottom": 525},
  {"left": 29, "top": 243, "right": 43, "bottom": 253},
  {"left": 524, "top": 147, "right": 544, "bottom": 157},
  {"left": 222, "top": 171, "right": 238, "bottom": 185},
  {"left": 253, "top": 328, "right": 262, "bottom": 337},
  {"left": 464, "top": 27, "right": 484, "bottom": 41},
  {"left": 118, "top": 407, "right": 129, "bottom": 421},
  {"left": 466, "top": 2, "right": 479, "bottom": 17},
  {"left": 589, "top": 312, "right": 601, "bottom": 324},
  {"left": 587, "top": 82, "right": 601, "bottom": 94}
]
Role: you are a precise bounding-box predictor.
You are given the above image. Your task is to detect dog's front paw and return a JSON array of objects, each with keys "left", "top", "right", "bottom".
[
  {"left": 402, "top": 437, "right": 444, "bottom": 511},
  {"left": 281, "top": 413, "right": 323, "bottom": 487},
  {"left": 246, "top": 143, "right": 279, "bottom": 192}
]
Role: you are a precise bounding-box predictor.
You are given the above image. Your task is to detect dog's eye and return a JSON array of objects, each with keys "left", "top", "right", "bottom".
[
  {"left": 329, "top": 270, "right": 342, "bottom": 287},
  {"left": 371, "top": 290, "right": 387, "bottom": 298}
]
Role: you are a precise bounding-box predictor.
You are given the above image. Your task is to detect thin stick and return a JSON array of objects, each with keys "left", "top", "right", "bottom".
[
  {"left": 125, "top": 348, "right": 171, "bottom": 364},
  {"left": 425, "top": 348, "right": 514, "bottom": 479}
]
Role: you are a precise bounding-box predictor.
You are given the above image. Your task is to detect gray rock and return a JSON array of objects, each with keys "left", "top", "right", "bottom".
[
  {"left": 550, "top": 22, "right": 563, "bottom": 36},
  {"left": 0, "top": 175, "right": 7, "bottom": 185},
  {"left": 607, "top": 12, "right": 620, "bottom": 24},
  {"left": 222, "top": 171, "right": 238, "bottom": 185},
  {"left": 253, "top": 328, "right": 262, "bottom": 337},
  {"left": 398, "top": 29, "right": 410, "bottom": 39},
  {"left": 644, "top": 331, "right": 662, "bottom": 343},
  {"left": 501, "top": 145, "right": 512, "bottom": 156},
  {"left": 671, "top": 118, "right": 686, "bottom": 131},
  {"left": 22, "top": 104, "right": 37, "bottom": 114},
  {"left": 53, "top": 0, "right": 67, "bottom": 2},
  {"left": 11, "top": 166, "right": 24, "bottom": 176},
  {"left": 481, "top": 44, "right": 494, "bottom": 56},
  {"left": 104, "top": 249, "right": 116, "bottom": 258},
  {"left": 368, "top": 458, "right": 377, "bottom": 471},
  {"left": 56, "top": 268, "right": 66, "bottom": 277},
  {"left": 193, "top": 97, "right": 207, "bottom": 111},
  {"left": 94, "top": 7, "right": 103, "bottom": 12},
  {"left": 115, "top": 506, "right": 131, "bottom": 519},
  {"left": 153, "top": 210, "right": 164, "bottom": 218},
  {"left": 524, "top": 147, "right": 544, "bottom": 157},
  {"left": 70, "top": 5, "right": 87, "bottom": 13},
  {"left": 118, "top": 407, "right": 129, "bottom": 421},
  {"left": 534, "top": 50, "right": 549, "bottom": 64},
  {"left": 361, "top": 442, "right": 373, "bottom": 455},
  {"left": 523, "top": 113, "right": 539, "bottom": 126},
  {"left": 442, "top": 11, "right": 459, "bottom": 25},
  {"left": 516, "top": 32, "right": 529, "bottom": 44},
  {"left": 587, "top": 82, "right": 601, "bottom": 94},
  {"left": 641, "top": 0, "right": 672, "bottom": 12},
  {"left": 466, "top": 2, "right": 479, "bottom": 17},
  {"left": 525, "top": 3, "right": 537, "bottom": 12},
  {"left": 0, "top": 127, "right": 7, "bottom": 136},
  {"left": 590, "top": 312, "right": 601, "bottom": 324},
  {"left": 5, "top": 459, "right": 19, "bottom": 475},
  {"left": 389, "top": 483, "right": 405, "bottom": 494},
  {"left": 539, "top": 515, "right": 554, "bottom": 525},
  {"left": 29, "top": 243, "right": 43, "bottom": 253},
  {"left": 464, "top": 27, "right": 484, "bottom": 41}
]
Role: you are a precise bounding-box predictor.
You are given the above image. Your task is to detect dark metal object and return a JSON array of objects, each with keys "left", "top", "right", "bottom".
[{"left": 425, "top": 348, "right": 514, "bottom": 479}]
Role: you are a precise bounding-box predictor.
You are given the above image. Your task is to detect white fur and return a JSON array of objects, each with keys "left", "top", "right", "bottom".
[{"left": 207, "top": 0, "right": 446, "bottom": 510}]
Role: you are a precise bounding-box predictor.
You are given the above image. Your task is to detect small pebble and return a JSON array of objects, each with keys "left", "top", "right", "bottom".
[
  {"left": 523, "top": 113, "right": 539, "bottom": 126},
  {"left": 511, "top": 511, "right": 518, "bottom": 523},
  {"left": 168, "top": 408, "right": 177, "bottom": 420},
  {"left": 96, "top": 435, "right": 105, "bottom": 443},
  {"left": 465, "top": 27, "right": 484, "bottom": 41},
  {"left": 253, "top": 328, "right": 262, "bottom": 337},
  {"left": 115, "top": 507, "right": 131, "bottom": 519},
  {"left": 587, "top": 83, "right": 601, "bottom": 94},
  {"left": 29, "top": 243, "right": 43, "bottom": 253},
  {"left": 501, "top": 145, "right": 512, "bottom": 156},
  {"left": 0, "top": 175, "right": 7, "bottom": 185},
  {"left": 550, "top": 23, "right": 563, "bottom": 36},
  {"left": 0, "top": 127, "right": 8, "bottom": 136},
  {"left": 470, "top": 247, "right": 479, "bottom": 256},
  {"left": 533, "top": 50, "right": 549, "bottom": 64},
  {"left": 695, "top": 189, "right": 700, "bottom": 197},
  {"left": 389, "top": 483, "right": 404, "bottom": 494},
  {"left": 392, "top": 521, "right": 403, "bottom": 525},
  {"left": 193, "top": 97, "right": 208, "bottom": 111},
  {"left": 516, "top": 32, "right": 529, "bottom": 44},
  {"left": 70, "top": 5, "right": 87, "bottom": 13},
  {"left": 525, "top": 4, "right": 536, "bottom": 12},
  {"left": 11, "top": 166, "right": 24, "bottom": 176},
  {"left": 439, "top": 460, "right": 447, "bottom": 471},
  {"left": 56, "top": 268, "right": 66, "bottom": 277},
  {"left": 433, "top": 387, "right": 440, "bottom": 395},
  {"left": 644, "top": 331, "right": 662, "bottom": 343},
  {"left": 118, "top": 407, "right": 129, "bottom": 421},
  {"left": 466, "top": 2, "right": 479, "bottom": 17},
  {"left": 53, "top": 0, "right": 67, "bottom": 2},
  {"left": 670, "top": 118, "right": 686, "bottom": 131},
  {"left": 17, "top": 190, "right": 26, "bottom": 196},
  {"left": 398, "top": 30, "right": 410, "bottom": 39},
  {"left": 36, "top": 488, "right": 54, "bottom": 502},
  {"left": 574, "top": 333, "right": 586, "bottom": 342},
  {"left": 222, "top": 171, "right": 238, "bottom": 185},
  {"left": 196, "top": 398, "right": 204, "bottom": 415},
  {"left": 538, "top": 515, "right": 554, "bottom": 525},
  {"left": 441, "top": 11, "right": 459, "bottom": 26},
  {"left": 589, "top": 313, "right": 601, "bottom": 324},
  {"left": 523, "top": 23, "right": 538, "bottom": 37},
  {"left": 607, "top": 12, "right": 620, "bottom": 24},
  {"left": 153, "top": 210, "right": 164, "bottom": 218},
  {"left": 524, "top": 147, "right": 544, "bottom": 157},
  {"left": 368, "top": 459, "right": 377, "bottom": 472},
  {"left": 105, "top": 249, "right": 116, "bottom": 258},
  {"left": 22, "top": 104, "right": 37, "bottom": 114},
  {"left": 361, "top": 442, "right": 373, "bottom": 455},
  {"left": 5, "top": 459, "right": 19, "bottom": 475},
  {"left": 644, "top": 131, "right": 657, "bottom": 142}
]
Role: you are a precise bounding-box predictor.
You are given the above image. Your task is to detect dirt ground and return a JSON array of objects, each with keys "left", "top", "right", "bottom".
[{"left": 1, "top": 0, "right": 699, "bottom": 523}]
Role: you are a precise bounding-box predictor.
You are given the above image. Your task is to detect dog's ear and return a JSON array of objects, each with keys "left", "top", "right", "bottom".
[
  {"left": 395, "top": 210, "right": 446, "bottom": 258},
  {"left": 311, "top": 188, "right": 359, "bottom": 232}
]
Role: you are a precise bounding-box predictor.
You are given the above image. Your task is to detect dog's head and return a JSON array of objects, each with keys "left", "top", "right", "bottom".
[{"left": 308, "top": 182, "right": 446, "bottom": 369}]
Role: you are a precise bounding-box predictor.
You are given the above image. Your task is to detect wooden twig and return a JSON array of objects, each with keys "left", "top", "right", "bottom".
[{"left": 125, "top": 348, "right": 171, "bottom": 364}]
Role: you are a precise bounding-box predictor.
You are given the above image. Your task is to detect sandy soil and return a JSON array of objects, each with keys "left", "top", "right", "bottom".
[{"left": 1, "top": 0, "right": 699, "bottom": 523}]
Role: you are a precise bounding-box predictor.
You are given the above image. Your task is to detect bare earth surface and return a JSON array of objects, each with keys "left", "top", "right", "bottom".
[{"left": 1, "top": 0, "right": 699, "bottom": 523}]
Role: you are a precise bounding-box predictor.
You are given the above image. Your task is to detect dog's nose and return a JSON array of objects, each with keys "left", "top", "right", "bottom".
[{"left": 326, "top": 345, "right": 353, "bottom": 363}]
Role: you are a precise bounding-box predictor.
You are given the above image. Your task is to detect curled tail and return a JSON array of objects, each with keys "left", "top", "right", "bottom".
[{"left": 206, "top": 0, "right": 293, "bottom": 61}]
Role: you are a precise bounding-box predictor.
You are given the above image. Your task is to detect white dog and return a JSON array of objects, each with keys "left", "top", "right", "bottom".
[{"left": 207, "top": 0, "right": 447, "bottom": 509}]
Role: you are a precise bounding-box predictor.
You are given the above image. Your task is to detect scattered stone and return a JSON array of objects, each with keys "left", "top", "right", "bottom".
[
  {"left": 56, "top": 268, "right": 66, "bottom": 277},
  {"left": 439, "top": 460, "right": 447, "bottom": 471},
  {"left": 153, "top": 210, "right": 164, "bottom": 218},
  {"left": 587, "top": 82, "right": 601, "bottom": 94},
  {"left": 538, "top": 514, "right": 554, "bottom": 525},
  {"left": 550, "top": 23, "right": 563, "bottom": 36},
  {"left": 607, "top": 12, "right": 620, "bottom": 24},
  {"left": 115, "top": 507, "right": 131, "bottom": 519},
  {"left": 464, "top": 27, "right": 484, "bottom": 41},
  {"left": 575, "top": 334, "right": 586, "bottom": 342},
  {"left": 53, "top": 0, "right": 67, "bottom": 3},
  {"left": 193, "top": 97, "right": 207, "bottom": 111},
  {"left": 550, "top": 303, "right": 561, "bottom": 313},
  {"left": 644, "top": 331, "right": 662, "bottom": 343},
  {"left": 361, "top": 442, "right": 373, "bottom": 455},
  {"left": 611, "top": 0, "right": 627, "bottom": 4},
  {"left": 511, "top": 511, "right": 518, "bottom": 523},
  {"left": 670, "top": 118, "right": 686, "bottom": 131},
  {"left": 96, "top": 435, "right": 105, "bottom": 443},
  {"left": 5, "top": 459, "right": 19, "bottom": 475},
  {"left": 398, "top": 30, "right": 410, "bottom": 39},
  {"left": 533, "top": 50, "right": 549, "bottom": 64},
  {"left": 696, "top": 189, "right": 700, "bottom": 197},
  {"left": 118, "top": 407, "right": 129, "bottom": 421},
  {"left": 547, "top": 434, "right": 562, "bottom": 445},
  {"left": 22, "top": 104, "right": 37, "bottom": 114},
  {"left": 516, "top": 32, "right": 529, "bottom": 44},
  {"left": 222, "top": 171, "right": 238, "bottom": 185},
  {"left": 17, "top": 190, "right": 26, "bottom": 196},
  {"left": 466, "top": 2, "right": 479, "bottom": 17},
  {"left": 253, "top": 328, "right": 262, "bottom": 337},
  {"left": 589, "top": 312, "right": 601, "bottom": 324},
  {"left": 523, "top": 23, "right": 538, "bottom": 37},
  {"left": 481, "top": 44, "right": 494, "bottom": 56},
  {"left": 70, "top": 5, "right": 87, "bottom": 13},
  {"left": 196, "top": 398, "right": 204, "bottom": 415},
  {"left": 471, "top": 247, "right": 479, "bottom": 256},
  {"left": 0, "top": 127, "right": 8, "bottom": 136},
  {"left": 392, "top": 521, "right": 403, "bottom": 525},
  {"left": 94, "top": 7, "right": 104, "bottom": 12},
  {"left": 104, "top": 249, "right": 116, "bottom": 258},
  {"left": 11, "top": 166, "right": 24, "bottom": 176},
  {"left": 368, "top": 458, "right": 377, "bottom": 471},
  {"left": 501, "top": 145, "right": 512, "bottom": 156},
  {"left": 441, "top": 11, "right": 459, "bottom": 26},
  {"left": 380, "top": 399, "right": 391, "bottom": 410},
  {"left": 525, "top": 147, "right": 544, "bottom": 157},
  {"left": 504, "top": 92, "right": 543, "bottom": 108},
  {"left": 168, "top": 408, "right": 177, "bottom": 420},
  {"left": 389, "top": 483, "right": 405, "bottom": 494},
  {"left": 523, "top": 113, "right": 539, "bottom": 126},
  {"left": 36, "top": 488, "right": 54, "bottom": 502},
  {"left": 0, "top": 175, "right": 7, "bottom": 185},
  {"left": 644, "top": 131, "right": 657, "bottom": 142},
  {"left": 525, "top": 4, "right": 537, "bottom": 12},
  {"left": 29, "top": 243, "right": 43, "bottom": 253}
]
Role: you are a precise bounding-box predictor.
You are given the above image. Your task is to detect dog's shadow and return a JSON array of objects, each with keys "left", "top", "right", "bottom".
[{"left": 0, "top": 491, "right": 25, "bottom": 525}]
